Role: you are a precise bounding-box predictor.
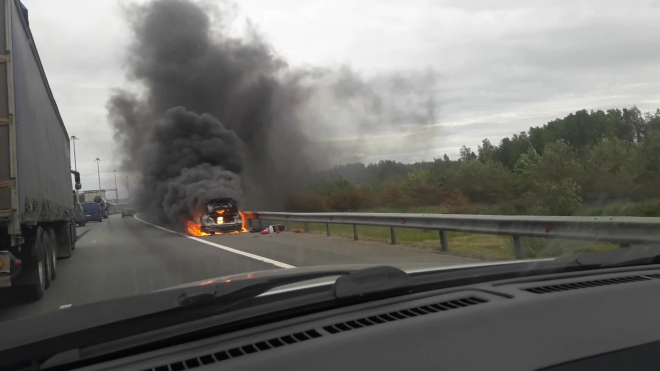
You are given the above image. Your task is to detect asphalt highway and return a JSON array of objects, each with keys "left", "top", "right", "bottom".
[{"left": 0, "top": 214, "right": 476, "bottom": 322}]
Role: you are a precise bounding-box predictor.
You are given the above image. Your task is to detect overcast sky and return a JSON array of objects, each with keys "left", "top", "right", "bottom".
[{"left": 21, "top": 0, "right": 660, "bottom": 195}]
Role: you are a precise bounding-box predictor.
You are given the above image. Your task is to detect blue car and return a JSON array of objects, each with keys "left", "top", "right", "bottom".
[{"left": 82, "top": 202, "right": 103, "bottom": 222}]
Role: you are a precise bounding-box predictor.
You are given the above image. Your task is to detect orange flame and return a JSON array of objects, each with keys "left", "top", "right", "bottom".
[
  {"left": 185, "top": 212, "right": 249, "bottom": 237},
  {"left": 239, "top": 211, "right": 248, "bottom": 232},
  {"left": 186, "top": 220, "right": 211, "bottom": 236}
]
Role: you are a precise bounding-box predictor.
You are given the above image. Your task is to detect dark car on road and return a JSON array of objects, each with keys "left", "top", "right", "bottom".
[
  {"left": 121, "top": 208, "right": 135, "bottom": 218},
  {"left": 82, "top": 202, "right": 103, "bottom": 222}
]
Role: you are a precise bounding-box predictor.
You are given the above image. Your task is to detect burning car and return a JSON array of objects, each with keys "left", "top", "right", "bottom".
[{"left": 192, "top": 198, "right": 244, "bottom": 235}]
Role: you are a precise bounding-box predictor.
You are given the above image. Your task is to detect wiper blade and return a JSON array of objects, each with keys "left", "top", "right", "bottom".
[
  {"left": 175, "top": 269, "right": 353, "bottom": 308},
  {"left": 334, "top": 266, "right": 411, "bottom": 298},
  {"left": 564, "top": 244, "right": 660, "bottom": 269},
  {"left": 177, "top": 266, "right": 412, "bottom": 308}
]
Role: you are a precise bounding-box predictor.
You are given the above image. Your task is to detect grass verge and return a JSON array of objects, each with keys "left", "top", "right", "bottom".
[{"left": 264, "top": 221, "right": 618, "bottom": 261}]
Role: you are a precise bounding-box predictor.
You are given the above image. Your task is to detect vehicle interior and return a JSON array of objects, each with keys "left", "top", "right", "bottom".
[
  {"left": 26, "top": 263, "right": 660, "bottom": 371},
  {"left": 2, "top": 1, "right": 659, "bottom": 371}
]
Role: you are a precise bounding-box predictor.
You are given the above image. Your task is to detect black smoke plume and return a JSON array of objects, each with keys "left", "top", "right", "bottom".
[{"left": 109, "top": 0, "right": 438, "bottom": 226}]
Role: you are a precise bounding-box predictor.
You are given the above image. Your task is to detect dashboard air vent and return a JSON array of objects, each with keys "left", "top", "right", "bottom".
[
  {"left": 145, "top": 296, "right": 489, "bottom": 369},
  {"left": 147, "top": 329, "right": 323, "bottom": 370},
  {"left": 523, "top": 275, "right": 650, "bottom": 294},
  {"left": 323, "top": 296, "right": 488, "bottom": 335}
]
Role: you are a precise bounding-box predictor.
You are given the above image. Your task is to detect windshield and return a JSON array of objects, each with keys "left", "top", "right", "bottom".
[{"left": 1, "top": 0, "right": 659, "bottom": 347}]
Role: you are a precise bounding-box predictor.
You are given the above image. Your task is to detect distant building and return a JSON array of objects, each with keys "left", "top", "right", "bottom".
[{"left": 82, "top": 190, "right": 106, "bottom": 203}]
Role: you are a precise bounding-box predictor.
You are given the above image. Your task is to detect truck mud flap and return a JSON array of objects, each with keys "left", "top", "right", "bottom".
[{"left": 0, "top": 250, "right": 11, "bottom": 287}]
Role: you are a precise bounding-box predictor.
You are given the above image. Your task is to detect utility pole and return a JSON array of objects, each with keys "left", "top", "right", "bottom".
[
  {"left": 70, "top": 136, "right": 79, "bottom": 171},
  {"left": 94, "top": 158, "right": 101, "bottom": 190},
  {"left": 113, "top": 170, "right": 118, "bottom": 211},
  {"left": 126, "top": 176, "right": 130, "bottom": 200}
]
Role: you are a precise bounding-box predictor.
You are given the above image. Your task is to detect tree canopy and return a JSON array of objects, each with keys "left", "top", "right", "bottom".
[{"left": 287, "top": 106, "right": 660, "bottom": 215}]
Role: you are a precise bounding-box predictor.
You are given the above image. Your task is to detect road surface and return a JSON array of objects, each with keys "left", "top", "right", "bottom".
[{"left": 0, "top": 214, "right": 476, "bottom": 322}]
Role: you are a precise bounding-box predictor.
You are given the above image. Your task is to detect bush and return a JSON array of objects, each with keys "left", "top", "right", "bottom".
[
  {"left": 537, "top": 178, "right": 583, "bottom": 215},
  {"left": 327, "top": 186, "right": 374, "bottom": 211},
  {"left": 631, "top": 201, "right": 660, "bottom": 216},
  {"left": 443, "top": 192, "right": 478, "bottom": 214},
  {"left": 579, "top": 138, "right": 637, "bottom": 200},
  {"left": 445, "top": 159, "right": 517, "bottom": 203},
  {"left": 287, "top": 191, "right": 330, "bottom": 212}
]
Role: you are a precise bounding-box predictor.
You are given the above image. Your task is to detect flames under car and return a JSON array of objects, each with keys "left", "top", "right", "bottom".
[{"left": 193, "top": 198, "right": 243, "bottom": 234}]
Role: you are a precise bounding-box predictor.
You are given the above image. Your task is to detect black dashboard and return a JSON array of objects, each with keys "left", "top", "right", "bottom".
[{"left": 70, "top": 265, "right": 660, "bottom": 370}]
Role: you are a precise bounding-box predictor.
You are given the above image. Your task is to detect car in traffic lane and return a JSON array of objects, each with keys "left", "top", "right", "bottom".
[
  {"left": 121, "top": 208, "right": 136, "bottom": 218},
  {"left": 82, "top": 202, "right": 103, "bottom": 222}
]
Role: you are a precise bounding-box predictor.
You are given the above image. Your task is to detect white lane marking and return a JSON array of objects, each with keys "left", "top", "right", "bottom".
[
  {"left": 134, "top": 214, "right": 295, "bottom": 269},
  {"left": 60, "top": 304, "right": 72, "bottom": 309}
]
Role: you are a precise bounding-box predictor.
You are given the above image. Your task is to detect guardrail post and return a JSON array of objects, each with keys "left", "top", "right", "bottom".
[
  {"left": 390, "top": 227, "right": 397, "bottom": 244},
  {"left": 439, "top": 230, "right": 448, "bottom": 252},
  {"left": 326, "top": 223, "right": 330, "bottom": 236},
  {"left": 353, "top": 225, "right": 358, "bottom": 240},
  {"left": 304, "top": 223, "right": 309, "bottom": 233},
  {"left": 285, "top": 221, "right": 291, "bottom": 232},
  {"left": 513, "top": 235, "right": 523, "bottom": 259}
]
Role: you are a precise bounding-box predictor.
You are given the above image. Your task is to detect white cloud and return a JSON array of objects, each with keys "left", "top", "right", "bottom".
[{"left": 20, "top": 0, "right": 660, "bottom": 183}]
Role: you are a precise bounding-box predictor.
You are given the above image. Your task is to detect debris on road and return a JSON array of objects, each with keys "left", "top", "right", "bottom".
[
  {"left": 294, "top": 229, "right": 302, "bottom": 233},
  {"left": 266, "top": 225, "right": 281, "bottom": 233}
]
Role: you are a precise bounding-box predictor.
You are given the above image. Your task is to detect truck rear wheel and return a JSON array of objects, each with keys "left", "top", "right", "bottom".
[
  {"left": 28, "top": 258, "right": 46, "bottom": 301},
  {"left": 43, "top": 230, "right": 53, "bottom": 289},
  {"left": 46, "top": 228, "right": 58, "bottom": 279},
  {"left": 20, "top": 227, "right": 47, "bottom": 301}
]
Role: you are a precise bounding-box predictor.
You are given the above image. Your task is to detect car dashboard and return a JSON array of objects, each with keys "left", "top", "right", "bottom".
[{"left": 63, "top": 265, "right": 660, "bottom": 371}]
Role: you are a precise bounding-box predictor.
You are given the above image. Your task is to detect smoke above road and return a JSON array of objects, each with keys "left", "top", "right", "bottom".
[{"left": 108, "top": 0, "right": 438, "bottom": 226}]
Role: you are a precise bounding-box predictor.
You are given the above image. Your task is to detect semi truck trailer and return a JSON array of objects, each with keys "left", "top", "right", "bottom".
[{"left": 0, "top": 0, "right": 80, "bottom": 301}]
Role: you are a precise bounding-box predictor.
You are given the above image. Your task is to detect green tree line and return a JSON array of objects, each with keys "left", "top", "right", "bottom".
[{"left": 286, "top": 107, "right": 660, "bottom": 216}]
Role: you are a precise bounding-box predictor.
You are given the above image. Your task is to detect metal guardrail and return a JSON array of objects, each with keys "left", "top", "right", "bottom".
[{"left": 243, "top": 212, "right": 660, "bottom": 259}]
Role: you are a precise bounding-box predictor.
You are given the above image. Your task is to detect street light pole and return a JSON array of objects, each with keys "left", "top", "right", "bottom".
[
  {"left": 113, "top": 170, "right": 118, "bottom": 209},
  {"left": 94, "top": 158, "right": 101, "bottom": 190},
  {"left": 70, "top": 136, "right": 79, "bottom": 171}
]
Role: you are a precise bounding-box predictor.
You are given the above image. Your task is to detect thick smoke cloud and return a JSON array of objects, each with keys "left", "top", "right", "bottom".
[
  {"left": 109, "top": 0, "right": 438, "bottom": 225},
  {"left": 109, "top": 99, "right": 244, "bottom": 223}
]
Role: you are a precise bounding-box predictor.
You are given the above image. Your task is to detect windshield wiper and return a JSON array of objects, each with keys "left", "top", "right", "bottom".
[
  {"left": 556, "top": 244, "right": 660, "bottom": 269},
  {"left": 176, "top": 265, "right": 412, "bottom": 309}
]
